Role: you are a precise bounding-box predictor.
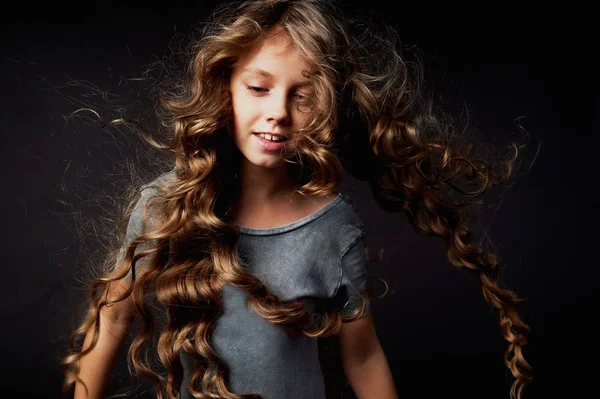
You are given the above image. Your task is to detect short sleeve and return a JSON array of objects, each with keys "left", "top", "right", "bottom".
[
  {"left": 124, "top": 193, "right": 147, "bottom": 248},
  {"left": 116, "top": 187, "right": 158, "bottom": 281},
  {"left": 114, "top": 169, "right": 176, "bottom": 280},
  {"left": 335, "top": 232, "right": 371, "bottom": 318}
]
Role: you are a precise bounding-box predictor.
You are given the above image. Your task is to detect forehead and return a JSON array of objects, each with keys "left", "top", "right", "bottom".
[{"left": 233, "top": 31, "right": 313, "bottom": 82}]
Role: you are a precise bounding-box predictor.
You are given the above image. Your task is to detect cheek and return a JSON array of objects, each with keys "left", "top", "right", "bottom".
[
  {"left": 229, "top": 95, "right": 243, "bottom": 126},
  {"left": 230, "top": 97, "right": 255, "bottom": 139},
  {"left": 231, "top": 92, "right": 255, "bottom": 122}
]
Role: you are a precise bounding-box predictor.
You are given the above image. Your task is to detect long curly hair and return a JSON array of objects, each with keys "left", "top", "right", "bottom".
[{"left": 60, "top": 0, "right": 532, "bottom": 398}]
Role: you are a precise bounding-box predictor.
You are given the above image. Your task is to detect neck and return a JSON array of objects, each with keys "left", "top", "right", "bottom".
[{"left": 237, "top": 158, "right": 297, "bottom": 205}]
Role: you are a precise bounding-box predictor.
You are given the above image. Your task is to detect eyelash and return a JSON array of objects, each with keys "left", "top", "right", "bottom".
[
  {"left": 246, "top": 86, "right": 306, "bottom": 100},
  {"left": 247, "top": 86, "right": 267, "bottom": 93}
]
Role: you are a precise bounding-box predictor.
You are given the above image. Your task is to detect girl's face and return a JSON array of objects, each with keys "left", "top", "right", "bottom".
[{"left": 229, "top": 30, "right": 313, "bottom": 170}]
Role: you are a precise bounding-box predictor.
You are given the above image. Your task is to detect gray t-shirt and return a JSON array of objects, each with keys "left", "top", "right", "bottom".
[{"left": 122, "top": 171, "right": 371, "bottom": 399}]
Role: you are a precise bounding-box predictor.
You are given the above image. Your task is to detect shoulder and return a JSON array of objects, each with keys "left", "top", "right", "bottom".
[
  {"left": 312, "top": 192, "right": 365, "bottom": 251},
  {"left": 299, "top": 192, "right": 339, "bottom": 216},
  {"left": 129, "top": 168, "right": 177, "bottom": 224},
  {"left": 295, "top": 191, "right": 364, "bottom": 233},
  {"left": 139, "top": 168, "right": 177, "bottom": 199},
  {"left": 332, "top": 192, "right": 365, "bottom": 231}
]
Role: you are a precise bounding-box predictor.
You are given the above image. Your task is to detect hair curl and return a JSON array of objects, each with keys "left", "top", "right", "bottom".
[{"left": 60, "top": 1, "right": 532, "bottom": 398}]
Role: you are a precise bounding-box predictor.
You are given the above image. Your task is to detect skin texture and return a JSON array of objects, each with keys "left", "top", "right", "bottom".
[
  {"left": 229, "top": 29, "right": 313, "bottom": 172},
  {"left": 228, "top": 30, "right": 338, "bottom": 229}
]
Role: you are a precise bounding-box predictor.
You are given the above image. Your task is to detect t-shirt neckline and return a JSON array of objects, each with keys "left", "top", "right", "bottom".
[{"left": 236, "top": 193, "right": 344, "bottom": 236}]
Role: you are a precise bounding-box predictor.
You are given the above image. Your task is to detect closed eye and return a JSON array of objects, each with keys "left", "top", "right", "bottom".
[{"left": 247, "top": 86, "right": 268, "bottom": 93}]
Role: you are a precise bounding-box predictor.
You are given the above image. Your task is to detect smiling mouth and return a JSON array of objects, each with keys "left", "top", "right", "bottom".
[{"left": 253, "top": 132, "right": 288, "bottom": 142}]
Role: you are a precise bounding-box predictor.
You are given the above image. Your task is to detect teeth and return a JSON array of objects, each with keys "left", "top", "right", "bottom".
[{"left": 258, "top": 133, "right": 285, "bottom": 142}]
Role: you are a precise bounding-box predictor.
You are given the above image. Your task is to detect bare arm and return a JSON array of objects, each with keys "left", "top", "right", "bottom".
[
  {"left": 338, "top": 314, "right": 398, "bottom": 399},
  {"left": 74, "top": 281, "right": 135, "bottom": 399}
]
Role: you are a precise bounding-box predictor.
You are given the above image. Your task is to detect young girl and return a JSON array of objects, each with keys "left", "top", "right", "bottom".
[{"left": 61, "top": 0, "right": 532, "bottom": 398}]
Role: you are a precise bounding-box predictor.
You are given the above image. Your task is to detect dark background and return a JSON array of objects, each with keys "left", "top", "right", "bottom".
[{"left": 1, "top": 1, "right": 596, "bottom": 398}]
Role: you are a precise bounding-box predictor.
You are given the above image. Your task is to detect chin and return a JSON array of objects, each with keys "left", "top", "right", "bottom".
[
  {"left": 245, "top": 155, "right": 285, "bottom": 170},
  {"left": 257, "top": 160, "right": 285, "bottom": 169}
]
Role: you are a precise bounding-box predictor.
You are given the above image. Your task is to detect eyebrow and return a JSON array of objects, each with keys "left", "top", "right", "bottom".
[
  {"left": 240, "top": 68, "right": 312, "bottom": 88},
  {"left": 241, "top": 68, "right": 273, "bottom": 79}
]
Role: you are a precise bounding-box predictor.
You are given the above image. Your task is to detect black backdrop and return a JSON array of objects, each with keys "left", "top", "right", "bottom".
[{"left": 1, "top": 1, "right": 596, "bottom": 398}]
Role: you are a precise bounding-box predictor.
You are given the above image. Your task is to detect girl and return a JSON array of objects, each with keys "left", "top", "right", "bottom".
[{"left": 61, "top": 0, "right": 532, "bottom": 398}]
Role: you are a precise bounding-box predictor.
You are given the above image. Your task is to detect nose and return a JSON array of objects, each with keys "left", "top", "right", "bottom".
[{"left": 264, "top": 91, "right": 290, "bottom": 125}]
